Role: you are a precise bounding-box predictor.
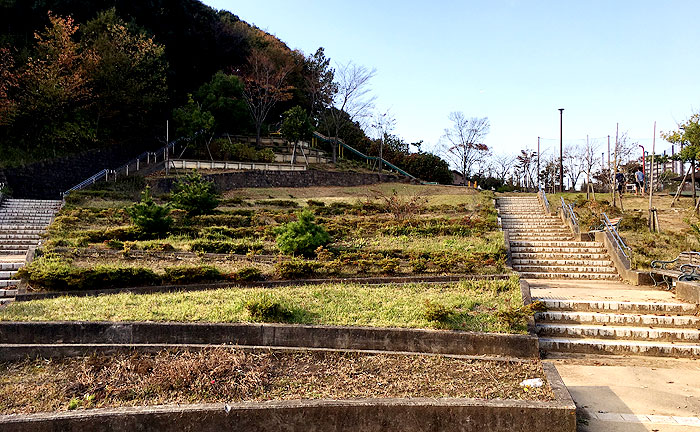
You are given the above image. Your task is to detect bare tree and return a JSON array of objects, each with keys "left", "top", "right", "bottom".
[
  {"left": 581, "top": 138, "right": 600, "bottom": 199},
  {"left": 441, "top": 113, "right": 489, "bottom": 184},
  {"left": 491, "top": 153, "right": 515, "bottom": 182},
  {"left": 516, "top": 149, "right": 538, "bottom": 190},
  {"left": 325, "top": 61, "right": 376, "bottom": 162},
  {"left": 239, "top": 47, "right": 293, "bottom": 146},
  {"left": 563, "top": 144, "right": 584, "bottom": 191}
]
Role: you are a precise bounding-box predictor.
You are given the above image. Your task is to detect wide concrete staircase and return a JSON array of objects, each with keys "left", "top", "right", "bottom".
[
  {"left": 0, "top": 198, "right": 62, "bottom": 304},
  {"left": 497, "top": 196, "right": 619, "bottom": 280},
  {"left": 536, "top": 297, "right": 700, "bottom": 358}
]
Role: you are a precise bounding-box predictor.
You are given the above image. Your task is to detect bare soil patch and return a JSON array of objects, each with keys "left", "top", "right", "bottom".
[{"left": 0, "top": 349, "right": 553, "bottom": 415}]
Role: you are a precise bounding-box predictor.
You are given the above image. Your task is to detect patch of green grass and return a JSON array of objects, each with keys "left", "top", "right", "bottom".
[{"left": 0, "top": 279, "right": 524, "bottom": 333}]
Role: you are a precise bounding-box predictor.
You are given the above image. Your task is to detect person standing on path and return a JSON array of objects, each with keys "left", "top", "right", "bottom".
[
  {"left": 615, "top": 171, "right": 625, "bottom": 195},
  {"left": 634, "top": 168, "right": 645, "bottom": 196}
]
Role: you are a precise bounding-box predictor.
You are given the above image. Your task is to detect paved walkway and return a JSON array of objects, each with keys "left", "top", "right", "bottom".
[{"left": 532, "top": 279, "right": 700, "bottom": 431}]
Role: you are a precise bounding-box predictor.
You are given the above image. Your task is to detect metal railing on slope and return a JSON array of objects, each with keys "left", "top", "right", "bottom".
[
  {"left": 560, "top": 196, "right": 580, "bottom": 234},
  {"left": 538, "top": 186, "right": 550, "bottom": 213},
  {"left": 62, "top": 139, "right": 182, "bottom": 197},
  {"left": 312, "top": 132, "right": 417, "bottom": 180},
  {"left": 602, "top": 212, "right": 631, "bottom": 269}
]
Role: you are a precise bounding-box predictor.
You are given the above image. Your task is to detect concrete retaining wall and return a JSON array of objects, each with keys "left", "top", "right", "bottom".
[
  {"left": 0, "top": 321, "right": 540, "bottom": 359},
  {"left": 677, "top": 280, "right": 700, "bottom": 303},
  {"left": 148, "top": 170, "right": 409, "bottom": 194},
  {"left": 0, "top": 364, "right": 575, "bottom": 432}
]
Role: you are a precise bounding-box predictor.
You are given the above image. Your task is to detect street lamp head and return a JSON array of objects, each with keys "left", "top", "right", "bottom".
[{"left": 558, "top": 108, "right": 564, "bottom": 112}]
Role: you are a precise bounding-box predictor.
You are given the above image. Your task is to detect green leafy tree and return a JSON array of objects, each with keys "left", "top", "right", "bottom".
[
  {"left": 281, "top": 105, "right": 313, "bottom": 164},
  {"left": 125, "top": 186, "right": 173, "bottom": 238},
  {"left": 81, "top": 8, "right": 168, "bottom": 136},
  {"left": 662, "top": 114, "right": 700, "bottom": 207},
  {"left": 171, "top": 171, "right": 219, "bottom": 216},
  {"left": 173, "top": 94, "right": 215, "bottom": 159},
  {"left": 0, "top": 48, "right": 17, "bottom": 127},
  {"left": 195, "top": 71, "right": 250, "bottom": 133},
  {"left": 275, "top": 210, "right": 331, "bottom": 256}
]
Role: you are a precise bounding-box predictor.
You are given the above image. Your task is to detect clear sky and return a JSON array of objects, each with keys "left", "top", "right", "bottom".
[{"left": 201, "top": 0, "right": 700, "bottom": 161}]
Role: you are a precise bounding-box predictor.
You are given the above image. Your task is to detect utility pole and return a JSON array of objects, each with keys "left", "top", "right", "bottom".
[
  {"left": 649, "top": 122, "right": 658, "bottom": 232},
  {"left": 537, "top": 137, "right": 540, "bottom": 190},
  {"left": 559, "top": 108, "right": 564, "bottom": 193}
]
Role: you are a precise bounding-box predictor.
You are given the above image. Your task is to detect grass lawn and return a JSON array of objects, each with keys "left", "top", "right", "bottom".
[
  {"left": 0, "top": 279, "right": 527, "bottom": 333},
  {"left": 0, "top": 349, "right": 553, "bottom": 415}
]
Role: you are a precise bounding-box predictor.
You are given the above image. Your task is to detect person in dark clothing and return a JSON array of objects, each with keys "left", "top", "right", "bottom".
[{"left": 615, "top": 171, "right": 625, "bottom": 195}]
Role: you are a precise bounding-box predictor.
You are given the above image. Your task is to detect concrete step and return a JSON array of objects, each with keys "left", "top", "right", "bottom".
[
  {"left": 510, "top": 240, "right": 602, "bottom": 247},
  {"left": 519, "top": 272, "right": 620, "bottom": 280},
  {"left": 0, "top": 288, "right": 18, "bottom": 298},
  {"left": 0, "top": 239, "right": 40, "bottom": 246},
  {"left": 536, "top": 323, "right": 700, "bottom": 343},
  {"left": 0, "top": 244, "right": 30, "bottom": 251},
  {"left": 513, "top": 258, "right": 614, "bottom": 267},
  {"left": 0, "top": 270, "right": 18, "bottom": 279},
  {"left": 0, "top": 279, "right": 19, "bottom": 288},
  {"left": 0, "top": 250, "right": 27, "bottom": 255},
  {"left": 508, "top": 234, "right": 573, "bottom": 240},
  {"left": 0, "top": 234, "right": 41, "bottom": 240},
  {"left": 0, "top": 263, "right": 23, "bottom": 271},
  {"left": 536, "top": 311, "right": 700, "bottom": 329},
  {"left": 537, "top": 298, "right": 700, "bottom": 315},
  {"left": 539, "top": 337, "right": 700, "bottom": 358},
  {"left": 513, "top": 264, "right": 617, "bottom": 273},
  {"left": 511, "top": 246, "right": 606, "bottom": 254},
  {"left": 512, "top": 252, "right": 610, "bottom": 260}
]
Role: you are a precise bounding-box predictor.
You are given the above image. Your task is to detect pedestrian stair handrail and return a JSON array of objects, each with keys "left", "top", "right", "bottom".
[
  {"left": 602, "top": 212, "right": 631, "bottom": 267},
  {"left": 62, "top": 138, "right": 183, "bottom": 197},
  {"left": 312, "top": 132, "right": 417, "bottom": 180},
  {"left": 538, "top": 186, "right": 550, "bottom": 213},
  {"left": 560, "top": 196, "right": 579, "bottom": 234}
]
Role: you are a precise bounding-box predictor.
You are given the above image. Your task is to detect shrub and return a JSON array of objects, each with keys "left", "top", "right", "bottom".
[
  {"left": 125, "top": 187, "right": 173, "bottom": 238},
  {"left": 162, "top": 266, "right": 223, "bottom": 284},
  {"left": 191, "top": 214, "right": 251, "bottom": 227},
  {"left": 245, "top": 294, "right": 292, "bottom": 322},
  {"left": 306, "top": 199, "right": 325, "bottom": 207},
  {"left": 275, "top": 210, "right": 331, "bottom": 256},
  {"left": 254, "top": 199, "right": 299, "bottom": 208},
  {"left": 233, "top": 267, "right": 264, "bottom": 281},
  {"left": 275, "top": 258, "right": 322, "bottom": 279},
  {"left": 15, "top": 255, "right": 160, "bottom": 291},
  {"left": 496, "top": 301, "right": 548, "bottom": 330},
  {"left": 410, "top": 258, "right": 428, "bottom": 273},
  {"left": 105, "top": 239, "right": 124, "bottom": 250},
  {"left": 190, "top": 239, "right": 264, "bottom": 255},
  {"left": 171, "top": 172, "right": 219, "bottom": 216},
  {"left": 423, "top": 300, "right": 452, "bottom": 322}
]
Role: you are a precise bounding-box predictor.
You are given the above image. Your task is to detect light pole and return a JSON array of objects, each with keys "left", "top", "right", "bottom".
[{"left": 559, "top": 108, "right": 564, "bottom": 193}]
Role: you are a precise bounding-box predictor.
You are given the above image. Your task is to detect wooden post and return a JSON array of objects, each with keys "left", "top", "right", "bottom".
[{"left": 649, "top": 121, "right": 658, "bottom": 232}]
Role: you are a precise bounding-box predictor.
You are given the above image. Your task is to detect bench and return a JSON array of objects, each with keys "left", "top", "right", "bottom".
[{"left": 650, "top": 251, "right": 700, "bottom": 289}]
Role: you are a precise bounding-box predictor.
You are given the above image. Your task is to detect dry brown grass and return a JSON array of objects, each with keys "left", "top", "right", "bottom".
[{"left": 0, "top": 349, "right": 553, "bottom": 414}]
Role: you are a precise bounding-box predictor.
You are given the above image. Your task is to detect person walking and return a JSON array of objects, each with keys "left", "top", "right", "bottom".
[
  {"left": 615, "top": 171, "right": 625, "bottom": 196},
  {"left": 634, "top": 168, "right": 645, "bottom": 196}
]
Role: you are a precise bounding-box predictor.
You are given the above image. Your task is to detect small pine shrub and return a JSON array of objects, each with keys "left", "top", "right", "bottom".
[
  {"left": 190, "top": 239, "right": 264, "bottom": 255},
  {"left": 306, "top": 199, "right": 325, "bottom": 207},
  {"left": 496, "top": 301, "right": 548, "bottom": 330},
  {"left": 105, "top": 239, "right": 124, "bottom": 250},
  {"left": 275, "top": 258, "right": 322, "bottom": 279},
  {"left": 423, "top": 300, "right": 452, "bottom": 322},
  {"left": 411, "top": 258, "right": 428, "bottom": 273},
  {"left": 254, "top": 199, "right": 299, "bottom": 208},
  {"left": 125, "top": 187, "right": 173, "bottom": 238},
  {"left": 245, "top": 294, "right": 292, "bottom": 322},
  {"left": 171, "top": 172, "right": 219, "bottom": 216},
  {"left": 162, "top": 266, "right": 223, "bottom": 284},
  {"left": 275, "top": 210, "right": 331, "bottom": 257},
  {"left": 233, "top": 267, "right": 264, "bottom": 281}
]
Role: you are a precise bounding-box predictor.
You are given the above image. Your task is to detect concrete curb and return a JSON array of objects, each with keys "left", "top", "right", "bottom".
[
  {"left": 0, "top": 321, "right": 540, "bottom": 359},
  {"left": 15, "top": 274, "right": 511, "bottom": 302},
  {"left": 0, "top": 364, "right": 576, "bottom": 432}
]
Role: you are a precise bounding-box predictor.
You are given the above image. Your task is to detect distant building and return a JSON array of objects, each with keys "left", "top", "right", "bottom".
[{"left": 451, "top": 170, "right": 465, "bottom": 186}]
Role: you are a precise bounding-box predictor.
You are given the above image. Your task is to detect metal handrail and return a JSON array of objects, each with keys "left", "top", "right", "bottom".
[
  {"left": 62, "top": 138, "right": 182, "bottom": 197},
  {"left": 560, "top": 196, "right": 579, "bottom": 232},
  {"left": 602, "top": 212, "right": 631, "bottom": 260},
  {"left": 538, "top": 185, "right": 550, "bottom": 213}
]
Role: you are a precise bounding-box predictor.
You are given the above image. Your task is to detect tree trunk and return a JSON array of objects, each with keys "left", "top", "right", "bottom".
[
  {"left": 693, "top": 158, "right": 697, "bottom": 212},
  {"left": 255, "top": 123, "right": 262, "bottom": 147}
]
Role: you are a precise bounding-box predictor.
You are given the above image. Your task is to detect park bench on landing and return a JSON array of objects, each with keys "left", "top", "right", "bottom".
[{"left": 650, "top": 251, "right": 700, "bottom": 289}]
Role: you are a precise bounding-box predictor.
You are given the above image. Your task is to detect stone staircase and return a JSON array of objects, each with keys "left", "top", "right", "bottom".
[
  {"left": 497, "top": 196, "right": 619, "bottom": 280},
  {"left": 536, "top": 297, "right": 700, "bottom": 358},
  {"left": 0, "top": 198, "right": 62, "bottom": 304}
]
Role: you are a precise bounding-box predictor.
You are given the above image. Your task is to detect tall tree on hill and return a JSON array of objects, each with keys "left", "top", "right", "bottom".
[
  {"left": 441, "top": 113, "right": 489, "bottom": 184},
  {"left": 663, "top": 113, "right": 700, "bottom": 209},
  {"left": 0, "top": 48, "right": 17, "bottom": 126},
  {"left": 304, "top": 47, "right": 336, "bottom": 126},
  {"left": 238, "top": 47, "right": 293, "bottom": 146},
  {"left": 15, "top": 13, "right": 97, "bottom": 155},
  {"left": 325, "top": 62, "right": 375, "bottom": 163},
  {"left": 81, "top": 8, "right": 168, "bottom": 137}
]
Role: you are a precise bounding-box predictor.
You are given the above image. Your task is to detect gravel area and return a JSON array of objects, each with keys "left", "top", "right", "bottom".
[{"left": 0, "top": 348, "right": 553, "bottom": 414}]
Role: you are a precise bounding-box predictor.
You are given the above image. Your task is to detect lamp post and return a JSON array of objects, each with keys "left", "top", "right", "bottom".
[{"left": 559, "top": 108, "right": 564, "bottom": 193}]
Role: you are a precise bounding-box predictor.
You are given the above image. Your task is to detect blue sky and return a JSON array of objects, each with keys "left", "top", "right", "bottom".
[{"left": 202, "top": 0, "right": 700, "bottom": 161}]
